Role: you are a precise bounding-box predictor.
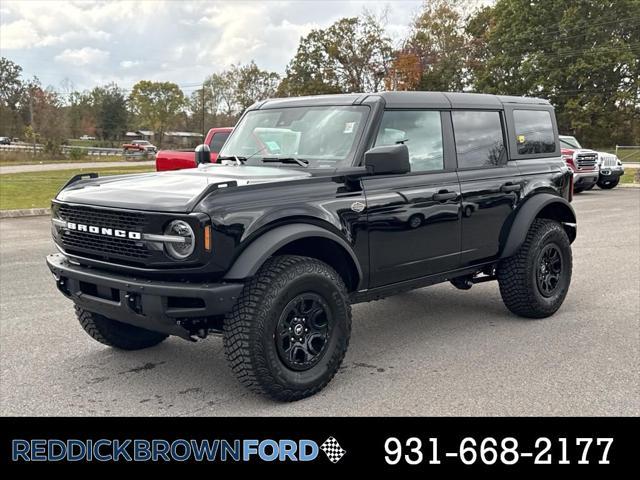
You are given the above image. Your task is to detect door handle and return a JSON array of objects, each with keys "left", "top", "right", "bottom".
[
  {"left": 501, "top": 183, "right": 522, "bottom": 193},
  {"left": 432, "top": 190, "right": 457, "bottom": 201}
]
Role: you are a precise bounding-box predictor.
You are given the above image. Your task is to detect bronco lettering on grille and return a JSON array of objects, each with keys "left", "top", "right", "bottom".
[{"left": 65, "top": 222, "right": 141, "bottom": 240}]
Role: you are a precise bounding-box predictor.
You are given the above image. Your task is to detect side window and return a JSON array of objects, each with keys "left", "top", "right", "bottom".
[
  {"left": 210, "top": 132, "right": 230, "bottom": 153},
  {"left": 513, "top": 109, "right": 555, "bottom": 155},
  {"left": 375, "top": 110, "right": 443, "bottom": 172},
  {"left": 452, "top": 111, "right": 506, "bottom": 168}
]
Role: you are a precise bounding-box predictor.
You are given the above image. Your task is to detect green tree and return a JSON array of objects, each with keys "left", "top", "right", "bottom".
[
  {"left": 128, "top": 81, "right": 186, "bottom": 146},
  {"left": 235, "top": 62, "right": 280, "bottom": 111},
  {"left": 0, "top": 57, "right": 25, "bottom": 137},
  {"left": 403, "top": 0, "right": 470, "bottom": 91},
  {"left": 196, "top": 62, "right": 280, "bottom": 127},
  {"left": 468, "top": 0, "right": 640, "bottom": 146},
  {"left": 66, "top": 90, "right": 96, "bottom": 139},
  {"left": 92, "top": 83, "right": 128, "bottom": 140},
  {"left": 278, "top": 13, "right": 393, "bottom": 96},
  {"left": 20, "top": 77, "right": 66, "bottom": 146}
]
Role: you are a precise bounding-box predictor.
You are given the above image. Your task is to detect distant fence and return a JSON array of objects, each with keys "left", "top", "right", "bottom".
[
  {"left": 0, "top": 143, "right": 123, "bottom": 157},
  {"left": 615, "top": 145, "right": 640, "bottom": 162}
]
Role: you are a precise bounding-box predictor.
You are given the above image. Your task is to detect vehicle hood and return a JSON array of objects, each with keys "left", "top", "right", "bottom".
[{"left": 56, "top": 164, "right": 312, "bottom": 212}]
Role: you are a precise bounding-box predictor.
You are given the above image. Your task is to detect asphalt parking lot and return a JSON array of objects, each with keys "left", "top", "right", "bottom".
[{"left": 1, "top": 188, "right": 638, "bottom": 416}]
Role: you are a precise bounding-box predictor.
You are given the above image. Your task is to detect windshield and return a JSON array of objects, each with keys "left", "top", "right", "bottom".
[
  {"left": 560, "top": 136, "right": 581, "bottom": 149},
  {"left": 219, "top": 106, "right": 369, "bottom": 168}
]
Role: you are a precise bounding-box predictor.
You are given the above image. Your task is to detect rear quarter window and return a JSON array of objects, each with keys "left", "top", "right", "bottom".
[{"left": 514, "top": 109, "right": 555, "bottom": 155}]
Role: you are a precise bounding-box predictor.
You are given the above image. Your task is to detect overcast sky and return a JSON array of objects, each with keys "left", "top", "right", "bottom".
[{"left": 0, "top": 0, "right": 426, "bottom": 95}]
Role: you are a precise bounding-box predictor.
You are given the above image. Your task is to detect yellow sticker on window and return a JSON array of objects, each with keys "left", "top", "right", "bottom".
[{"left": 517, "top": 135, "right": 525, "bottom": 143}]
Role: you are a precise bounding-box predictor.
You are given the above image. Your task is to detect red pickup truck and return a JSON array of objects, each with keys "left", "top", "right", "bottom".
[{"left": 155, "top": 127, "right": 232, "bottom": 171}]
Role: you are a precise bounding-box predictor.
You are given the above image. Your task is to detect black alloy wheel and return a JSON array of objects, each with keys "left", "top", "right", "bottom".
[
  {"left": 276, "top": 293, "right": 332, "bottom": 371},
  {"left": 535, "top": 243, "right": 563, "bottom": 297}
]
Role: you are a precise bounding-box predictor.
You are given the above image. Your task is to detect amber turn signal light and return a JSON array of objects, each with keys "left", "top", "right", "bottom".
[{"left": 204, "top": 225, "right": 212, "bottom": 252}]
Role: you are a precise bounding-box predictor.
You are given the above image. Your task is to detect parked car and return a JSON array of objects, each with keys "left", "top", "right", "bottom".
[
  {"left": 122, "top": 139, "right": 157, "bottom": 154},
  {"left": 155, "top": 127, "right": 232, "bottom": 171},
  {"left": 0, "top": 136, "right": 11, "bottom": 145},
  {"left": 79, "top": 135, "right": 96, "bottom": 141},
  {"left": 559, "top": 136, "right": 599, "bottom": 193},
  {"left": 560, "top": 135, "right": 624, "bottom": 190},
  {"left": 47, "top": 92, "right": 575, "bottom": 401}
]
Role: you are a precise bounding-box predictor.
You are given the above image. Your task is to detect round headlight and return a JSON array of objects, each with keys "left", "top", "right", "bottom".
[{"left": 164, "top": 220, "right": 195, "bottom": 260}]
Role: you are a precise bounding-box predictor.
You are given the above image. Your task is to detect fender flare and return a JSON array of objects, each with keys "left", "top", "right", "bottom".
[
  {"left": 500, "top": 194, "right": 576, "bottom": 259},
  {"left": 223, "top": 223, "right": 363, "bottom": 286}
]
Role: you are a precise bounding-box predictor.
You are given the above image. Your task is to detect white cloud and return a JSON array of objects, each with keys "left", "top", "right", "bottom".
[
  {"left": 55, "top": 47, "right": 110, "bottom": 66},
  {"left": 120, "top": 60, "right": 140, "bottom": 69},
  {"left": 1, "top": 0, "right": 424, "bottom": 90},
  {"left": 0, "top": 19, "right": 41, "bottom": 49}
]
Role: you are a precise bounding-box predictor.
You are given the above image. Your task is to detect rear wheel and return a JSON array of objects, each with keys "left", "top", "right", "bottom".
[
  {"left": 223, "top": 255, "right": 351, "bottom": 401},
  {"left": 497, "top": 219, "right": 572, "bottom": 318},
  {"left": 75, "top": 306, "right": 168, "bottom": 350},
  {"left": 597, "top": 178, "right": 619, "bottom": 189}
]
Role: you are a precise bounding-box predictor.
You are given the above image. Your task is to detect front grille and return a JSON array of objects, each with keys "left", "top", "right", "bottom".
[
  {"left": 55, "top": 204, "right": 151, "bottom": 262},
  {"left": 576, "top": 152, "right": 597, "bottom": 169},
  {"left": 61, "top": 231, "right": 152, "bottom": 259},
  {"left": 600, "top": 154, "right": 617, "bottom": 167},
  {"left": 57, "top": 204, "right": 148, "bottom": 231}
]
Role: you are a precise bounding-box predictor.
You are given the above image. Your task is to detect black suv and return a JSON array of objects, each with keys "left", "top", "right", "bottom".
[{"left": 47, "top": 92, "right": 576, "bottom": 401}]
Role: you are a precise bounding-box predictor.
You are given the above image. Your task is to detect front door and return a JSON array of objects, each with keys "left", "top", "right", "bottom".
[{"left": 363, "top": 110, "right": 461, "bottom": 288}]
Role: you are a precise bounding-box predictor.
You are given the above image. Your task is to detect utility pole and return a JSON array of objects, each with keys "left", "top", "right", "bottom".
[
  {"left": 201, "top": 85, "right": 205, "bottom": 140},
  {"left": 29, "top": 89, "right": 36, "bottom": 157}
]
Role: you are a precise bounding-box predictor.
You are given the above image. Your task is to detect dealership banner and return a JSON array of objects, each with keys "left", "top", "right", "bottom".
[{"left": 1, "top": 417, "right": 636, "bottom": 472}]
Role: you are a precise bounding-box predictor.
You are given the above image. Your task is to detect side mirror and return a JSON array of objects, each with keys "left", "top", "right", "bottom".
[
  {"left": 195, "top": 144, "right": 211, "bottom": 165},
  {"left": 364, "top": 144, "right": 410, "bottom": 175}
]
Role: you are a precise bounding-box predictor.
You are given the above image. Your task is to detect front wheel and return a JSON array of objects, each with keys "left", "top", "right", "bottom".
[
  {"left": 223, "top": 255, "right": 351, "bottom": 401},
  {"left": 597, "top": 178, "right": 619, "bottom": 189},
  {"left": 497, "top": 219, "right": 572, "bottom": 318}
]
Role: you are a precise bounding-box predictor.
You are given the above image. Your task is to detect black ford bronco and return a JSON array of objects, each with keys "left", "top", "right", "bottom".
[{"left": 47, "top": 92, "right": 576, "bottom": 401}]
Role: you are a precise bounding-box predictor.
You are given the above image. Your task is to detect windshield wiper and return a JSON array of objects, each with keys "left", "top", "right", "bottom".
[{"left": 262, "top": 157, "right": 309, "bottom": 167}]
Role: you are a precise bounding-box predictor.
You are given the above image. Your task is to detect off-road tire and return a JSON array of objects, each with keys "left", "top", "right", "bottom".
[
  {"left": 597, "top": 178, "right": 619, "bottom": 189},
  {"left": 497, "top": 219, "right": 572, "bottom": 318},
  {"left": 75, "top": 306, "right": 168, "bottom": 350},
  {"left": 223, "top": 255, "right": 351, "bottom": 402}
]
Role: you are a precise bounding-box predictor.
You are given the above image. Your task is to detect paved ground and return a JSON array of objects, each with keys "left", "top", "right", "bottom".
[
  {"left": 1, "top": 189, "right": 638, "bottom": 416},
  {"left": 0, "top": 160, "right": 155, "bottom": 175}
]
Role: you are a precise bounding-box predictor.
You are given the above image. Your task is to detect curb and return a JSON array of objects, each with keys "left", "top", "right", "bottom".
[
  {"left": 618, "top": 183, "right": 640, "bottom": 188},
  {"left": 0, "top": 208, "right": 51, "bottom": 219}
]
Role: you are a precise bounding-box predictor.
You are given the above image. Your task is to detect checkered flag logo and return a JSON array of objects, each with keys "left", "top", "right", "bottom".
[{"left": 320, "top": 436, "right": 346, "bottom": 463}]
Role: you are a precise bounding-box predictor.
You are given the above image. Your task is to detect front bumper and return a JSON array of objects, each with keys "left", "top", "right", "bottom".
[
  {"left": 573, "top": 170, "right": 599, "bottom": 188},
  {"left": 598, "top": 167, "right": 624, "bottom": 179},
  {"left": 46, "top": 253, "right": 244, "bottom": 339}
]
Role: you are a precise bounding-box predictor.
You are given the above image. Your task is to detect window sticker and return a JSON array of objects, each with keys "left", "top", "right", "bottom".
[
  {"left": 343, "top": 122, "right": 355, "bottom": 134},
  {"left": 265, "top": 140, "right": 280, "bottom": 152},
  {"left": 517, "top": 135, "right": 525, "bottom": 143}
]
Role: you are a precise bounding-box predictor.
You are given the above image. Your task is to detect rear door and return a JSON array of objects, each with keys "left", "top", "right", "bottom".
[
  {"left": 452, "top": 110, "right": 521, "bottom": 265},
  {"left": 363, "top": 110, "right": 461, "bottom": 288}
]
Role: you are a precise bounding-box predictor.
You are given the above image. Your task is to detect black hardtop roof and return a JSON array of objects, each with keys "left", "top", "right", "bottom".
[{"left": 254, "top": 91, "right": 551, "bottom": 110}]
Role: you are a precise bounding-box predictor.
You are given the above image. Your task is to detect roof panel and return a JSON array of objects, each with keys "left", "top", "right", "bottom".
[{"left": 255, "top": 92, "right": 550, "bottom": 111}]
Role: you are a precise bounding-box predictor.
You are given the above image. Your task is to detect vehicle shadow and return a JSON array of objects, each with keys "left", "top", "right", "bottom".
[{"left": 63, "top": 282, "right": 523, "bottom": 414}]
